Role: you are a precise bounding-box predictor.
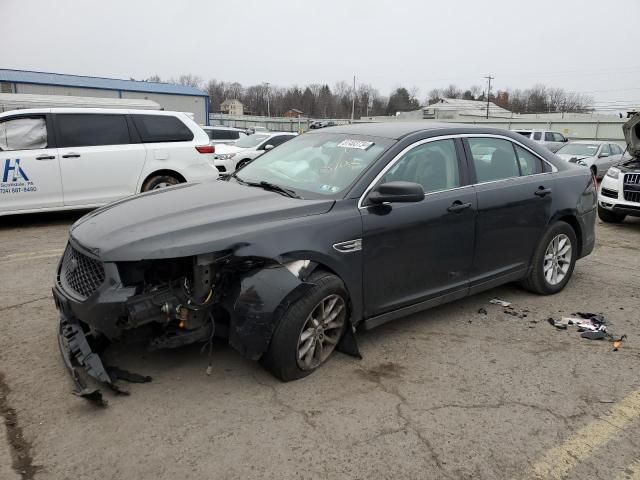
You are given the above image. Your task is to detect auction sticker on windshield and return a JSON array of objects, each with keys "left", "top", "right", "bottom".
[{"left": 337, "top": 139, "right": 374, "bottom": 150}]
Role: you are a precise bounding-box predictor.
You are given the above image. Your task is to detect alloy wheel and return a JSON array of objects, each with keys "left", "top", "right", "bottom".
[
  {"left": 296, "top": 294, "right": 346, "bottom": 370},
  {"left": 543, "top": 233, "right": 572, "bottom": 285}
]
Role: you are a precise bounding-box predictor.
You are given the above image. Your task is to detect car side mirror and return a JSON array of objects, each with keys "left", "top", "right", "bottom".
[
  {"left": 368, "top": 181, "right": 425, "bottom": 204},
  {"left": 599, "top": 152, "right": 610, "bottom": 158},
  {"left": 264, "top": 144, "right": 275, "bottom": 151}
]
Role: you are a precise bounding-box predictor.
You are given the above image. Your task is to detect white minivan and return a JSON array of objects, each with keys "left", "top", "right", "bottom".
[{"left": 0, "top": 108, "right": 218, "bottom": 216}]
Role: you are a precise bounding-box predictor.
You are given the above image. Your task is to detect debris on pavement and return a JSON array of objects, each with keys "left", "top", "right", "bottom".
[
  {"left": 547, "top": 312, "right": 627, "bottom": 347},
  {"left": 477, "top": 307, "right": 488, "bottom": 315},
  {"left": 489, "top": 299, "right": 511, "bottom": 307}
]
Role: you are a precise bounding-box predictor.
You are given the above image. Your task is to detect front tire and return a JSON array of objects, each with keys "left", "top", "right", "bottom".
[
  {"left": 141, "top": 174, "right": 181, "bottom": 192},
  {"left": 598, "top": 204, "right": 626, "bottom": 223},
  {"left": 522, "top": 222, "right": 577, "bottom": 295},
  {"left": 260, "top": 273, "right": 348, "bottom": 381}
]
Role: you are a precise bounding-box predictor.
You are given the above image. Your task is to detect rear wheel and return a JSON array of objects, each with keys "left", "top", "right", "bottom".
[
  {"left": 590, "top": 165, "right": 598, "bottom": 178},
  {"left": 141, "top": 174, "right": 181, "bottom": 192},
  {"left": 598, "top": 204, "right": 626, "bottom": 223},
  {"left": 260, "top": 273, "right": 348, "bottom": 381},
  {"left": 522, "top": 222, "right": 577, "bottom": 295}
]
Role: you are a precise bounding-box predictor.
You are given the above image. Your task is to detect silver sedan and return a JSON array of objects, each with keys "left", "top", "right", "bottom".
[{"left": 555, "top": 141, "right": 629, "bottom": 178}]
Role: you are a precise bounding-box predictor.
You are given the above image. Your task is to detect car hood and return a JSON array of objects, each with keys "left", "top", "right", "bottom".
[
  {"left": 70, "top": 180, "right": 335, "bottom": 261},
  {"left": 623, "top": 113, "right": 640, "bottom": 157}
]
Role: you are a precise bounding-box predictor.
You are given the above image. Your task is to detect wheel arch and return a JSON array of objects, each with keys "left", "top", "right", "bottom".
[{"left": 552, "top": 214, "right": 583, "bottom": 257}]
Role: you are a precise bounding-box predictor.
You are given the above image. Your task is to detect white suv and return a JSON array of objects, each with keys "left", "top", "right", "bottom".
[
  {"left": 598, "top": 114, "right": 640, "bottom": 223},
  {"left": 0, "top": 108, "right": 218, "bottom": 216}
]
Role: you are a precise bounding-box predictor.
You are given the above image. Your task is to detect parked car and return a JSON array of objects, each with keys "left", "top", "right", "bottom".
[
  {"left": 202, "top": 126, "right": 248, "bottom": 145},
  {"left": 0, "top": 108, "right": 217, "bottom": 216},
  {"left": 53, "top": 123, "right": 596, "bottom": 401},
  {"left": 309, "top": 120, "right": 337, "bottom": 129},
  {"left": 555, "top": 141, "right": 627, "bottom": 179},
  {"left": 212, "top": 131, "right": 297, "bottom": 173},
  {"left": 597, "top": 114, "right": 640, "bottom": 223},
  {"left": 511, "top": 129, "right": 568, "bottom": 152}
]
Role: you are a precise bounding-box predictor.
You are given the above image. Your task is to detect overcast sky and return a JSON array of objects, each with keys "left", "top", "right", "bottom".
[{"left": 2, "top": 0, "right": 638, "bottom": 111}]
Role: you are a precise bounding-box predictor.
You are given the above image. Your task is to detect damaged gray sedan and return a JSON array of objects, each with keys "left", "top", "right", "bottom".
[{"left": 53, "top": 122, "right": 596, "bottom": 403}]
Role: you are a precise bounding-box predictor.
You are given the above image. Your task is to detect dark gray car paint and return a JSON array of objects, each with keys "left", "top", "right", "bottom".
[{"left": 55, "top": 123, "right": 596, "bottom": 365}]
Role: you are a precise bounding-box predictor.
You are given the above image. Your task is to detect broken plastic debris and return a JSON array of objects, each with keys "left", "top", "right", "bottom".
[
  {"left": 477, "top": 307, "right": 488, "bottom": 315},
  {"left": 489, "top": 299, "right": 511, "bottom": 307},
  {"left": 612, "top": 335, "right": 627, "bottom": 351},
  {"left": 580, "top": 331, "right": 607, "bottom": 340}
]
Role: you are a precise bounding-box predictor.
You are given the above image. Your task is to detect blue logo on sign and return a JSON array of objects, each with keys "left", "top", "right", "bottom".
[{"left": 2, "top": 159, "right": 29, "bottom": 182}]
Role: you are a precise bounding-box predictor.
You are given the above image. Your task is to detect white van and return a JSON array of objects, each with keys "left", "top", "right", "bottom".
[{"left": 0, "top": 108, "right": 218, "bottom": 216}]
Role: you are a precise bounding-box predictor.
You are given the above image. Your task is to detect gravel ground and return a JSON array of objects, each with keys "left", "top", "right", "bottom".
[{"left": 1, "top": 211, "right": 639, "bottom": 480}]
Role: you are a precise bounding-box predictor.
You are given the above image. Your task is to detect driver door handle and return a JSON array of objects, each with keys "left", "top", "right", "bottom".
[
  {"left": 36, "top": 154, "right": 55, "bottom": 160},
  {"left": 62, "top": 153, "right": 81, "bottom": 158},
  {"left": 534, "top": 187, "right": 552, "bottom": 197},
  {"left": 447, "top": 201, "right": 472, "bottom": 213}
]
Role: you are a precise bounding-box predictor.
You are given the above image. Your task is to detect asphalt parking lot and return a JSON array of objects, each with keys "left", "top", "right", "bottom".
[{"left": 1, "top": 212, "right": 639, "bottom": 480}]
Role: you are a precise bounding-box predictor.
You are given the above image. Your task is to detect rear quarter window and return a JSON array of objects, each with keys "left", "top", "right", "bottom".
[{"left": 132, "top": 115, "right": 194, "bottom": 143}]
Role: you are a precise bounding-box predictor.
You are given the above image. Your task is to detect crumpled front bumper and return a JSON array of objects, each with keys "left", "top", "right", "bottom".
[{"left": 54, "top": 287, "right": 151, "bottom": 406}]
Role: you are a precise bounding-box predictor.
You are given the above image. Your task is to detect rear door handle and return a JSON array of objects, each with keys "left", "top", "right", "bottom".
[
  {"left": 62, "top": 153, "right": 81, "bottom": 158},
  {"left": 534, "top": 187, "right": 552, "bottom": 197},
  {"left": 36, "top": 154, "right": 55, "bottom": 160},
  {"left": 447, "top": 201, "right": 472, "bottom": 213}
]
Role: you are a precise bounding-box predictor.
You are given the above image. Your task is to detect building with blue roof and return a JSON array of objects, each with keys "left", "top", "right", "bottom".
[{"left": 0, "top": 69, "right": 209, "bottom": 124}]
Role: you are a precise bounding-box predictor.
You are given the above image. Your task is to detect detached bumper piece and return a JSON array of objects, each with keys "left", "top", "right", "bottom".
[{"left": 58, "top": 314, "right": 151, "bottom": 406}]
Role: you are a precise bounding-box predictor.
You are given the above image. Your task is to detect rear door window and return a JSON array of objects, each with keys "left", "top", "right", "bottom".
[
  {"left": 132, "top": 115, "right": 194, "bottom": 143},
  {"left": 0, "top": 116, "right": 48, "bottom": 150},
  {"left": 56, "top": 114, "right": 130, "bottom": 147},
  {"left": 468, "top": 138, "right": 521, "bottom": 182}
]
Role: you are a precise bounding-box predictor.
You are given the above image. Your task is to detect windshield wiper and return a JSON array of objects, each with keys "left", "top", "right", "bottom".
[{"left": 231, "top": 175, "right": 301, "bottom": 198}]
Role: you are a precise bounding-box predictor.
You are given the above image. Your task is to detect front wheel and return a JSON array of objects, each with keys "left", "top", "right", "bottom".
[
  {"left": 260, "top": 273, "right": 348, "bottom": 381},
  {"left": 235, "top": 158, "right": 252, "bottom": 171},
  {"left": 521, "top": 222, "right": 577, "bottom": 295}
]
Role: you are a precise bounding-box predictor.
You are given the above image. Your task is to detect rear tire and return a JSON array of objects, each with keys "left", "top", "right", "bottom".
[
  {"left": 598, "top": 204, "right": 626, "bottom": 223},
  {"left": 521, "top": 221, "right": 577, "bottom": 295},
  {"left": 260, "top": 272, "right": 348, "bottom": 382},
  {"left": 141, "top": 174, "right": 181, "bottom": 192}
]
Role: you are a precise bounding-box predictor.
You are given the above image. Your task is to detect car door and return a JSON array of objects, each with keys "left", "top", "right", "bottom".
[
  {"left": 55, "top": 113, "right": 147, "bottom": 206},
  {"left": 594, "top": 144, "right": 611, "bottom": 176},
  {"left": 0, "top": 112, "right": 63, "bottom": 213},
  {"left": 361, "top": 137, "right": 476, "bottom": 317},
  {"left": 608, "top": 144, "right": 623, "bottom": 168},
  {"left": 466, "top": 136, "right": 555, "bottom": 292}
]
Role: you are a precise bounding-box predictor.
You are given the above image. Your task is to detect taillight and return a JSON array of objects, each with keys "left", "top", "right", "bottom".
[{"left": 196, "top": 145, "right": 215, "bottom": 154}]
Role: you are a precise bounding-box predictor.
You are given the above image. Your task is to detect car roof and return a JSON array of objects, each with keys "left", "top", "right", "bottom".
[
  {"left": 565, "top": 140, "right": 606, "bottom": 144},
  {"left": 312, "top": 121, "right": 538, "bottom": 140},
  {"left": 0, "top": 107, "right": 186, "bottom": 116}
]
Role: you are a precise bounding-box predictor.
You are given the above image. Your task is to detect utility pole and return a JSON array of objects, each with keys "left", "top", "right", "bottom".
[
  {"left": 265, "top": 82, "right": 271, "bottom": 118},
  {"left": 351, "top": 75, "right": 356, "bottom": 122},
  {"left": 484, "top": 75, "right": 494, "bottom": 119}
]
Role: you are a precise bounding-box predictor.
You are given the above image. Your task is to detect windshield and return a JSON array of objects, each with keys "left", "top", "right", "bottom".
[
  {"left": 235, "top": 133, "right": 270, "bottom": 148},
  {"left": 557, "top": 143, "right": 600, "bottom": 157},
  {"left": 234, "top": 133, "right": 393, "bottom": 198}
]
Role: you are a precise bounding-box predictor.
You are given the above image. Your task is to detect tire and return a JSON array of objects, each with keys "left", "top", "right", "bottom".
[
  {"left": 598, "top": 204, "right": 626, "bottom": 223},
  {"left": 590, "top": 165, "right": 597, "bottom": 178},
  {"left": 141, "top": 174, "right": 181, "bottom": 192},
  {"left": 260, "top": 272, "right": 348, "bottom": 381},
  {"left": 521, "top": 221, "right": 578, "bottom": 295},
  {"left": 235, "top": 158, "right": 252, "bottom": 171}
]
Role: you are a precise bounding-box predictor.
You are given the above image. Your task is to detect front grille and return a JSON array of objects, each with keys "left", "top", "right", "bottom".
[
  {"left": 624, "top": 173, "right": 640, "bottom": 185},
  {"left": 60, "top": 244, "right": 105, "bottom": 299},
  {"left": 601, "top": 188, "right": 618, "bottom": 199},
  {"left": 624, "top": 190, "right": 640, "bottom": 203}
]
